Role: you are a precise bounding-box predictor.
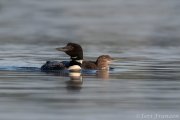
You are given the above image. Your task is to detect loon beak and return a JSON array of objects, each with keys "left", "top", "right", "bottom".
[
  {"left": 111, "top": 58, "right": 119, "bottom": 62},
  {"left": 111, "top": 58, "right": 115, "bottom": 61},
  {"left": 56, "top": 46, "right": 71, "bottom": 52}
]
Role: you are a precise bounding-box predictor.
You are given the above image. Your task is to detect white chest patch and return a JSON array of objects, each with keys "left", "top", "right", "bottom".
[
  {"left": 68, "top": 65, "right": 81, "bottom": 71},
  {"left": 76, "top": 60, "right": 83, "bottom": 64}
]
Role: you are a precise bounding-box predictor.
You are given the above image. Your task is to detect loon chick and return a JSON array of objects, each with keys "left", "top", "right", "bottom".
[
  {"left": 41, "top": 43, "right": 83, "bottom": 71},
  {"left": 82, "top": 55, "right": 112, "bottom": 70}
]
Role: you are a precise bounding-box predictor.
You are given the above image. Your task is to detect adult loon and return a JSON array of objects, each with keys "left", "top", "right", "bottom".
[
  {"left": 41, "top": 43, "right": 83, "bottom": 71},
  {"left": 41, "top": 43, "right": 112, "bottom": 71}
]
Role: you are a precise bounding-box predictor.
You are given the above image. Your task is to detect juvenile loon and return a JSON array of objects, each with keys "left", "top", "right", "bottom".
[
  {"left": 41, "top": 43, "right": 112, "bottom": 71},
  {"left": 82, "top": 55, "right": 112, "bottom": 70}
]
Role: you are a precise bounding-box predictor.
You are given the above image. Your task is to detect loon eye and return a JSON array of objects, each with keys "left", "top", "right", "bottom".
[
  {"left": 67, "top": 45, "right": 74, "bottom": 50},
  {"left": 71, "top": 46, "right": 74, "bottom": 49}
]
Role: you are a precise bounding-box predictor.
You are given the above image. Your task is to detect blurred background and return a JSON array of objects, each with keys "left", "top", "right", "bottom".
[
  {"left": 0, "top": 0, "right": 180, "bottom": 46},
  {"left": 0, "top": 1, "right": 180, "bottom": 120}
]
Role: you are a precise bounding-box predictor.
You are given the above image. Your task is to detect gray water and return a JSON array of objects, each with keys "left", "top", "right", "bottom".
[{"left": 0, "top": 0, "right": 180, "bottom": 120}]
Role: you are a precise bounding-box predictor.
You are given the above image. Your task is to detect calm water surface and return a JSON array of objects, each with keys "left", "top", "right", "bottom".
[
  {"left": 0, "top": 44, "right": 180, "bottom": 120},
  {"left": 0, "top": 0, "right": 180, "bottom": 119}
]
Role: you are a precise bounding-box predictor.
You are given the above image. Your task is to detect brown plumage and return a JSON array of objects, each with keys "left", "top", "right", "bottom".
[{"left": 82, "top": 55, "right": 112, "bottom": 70}]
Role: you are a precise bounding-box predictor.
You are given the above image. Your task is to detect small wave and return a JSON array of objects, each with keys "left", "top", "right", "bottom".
[{"left": 0, "top": 66, "right": 40, "bottom": 72}]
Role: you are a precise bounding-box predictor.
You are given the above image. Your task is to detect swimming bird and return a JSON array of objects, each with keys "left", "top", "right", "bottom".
[
  {"left": 41, "top": 43, "right": 113, "bottom": 71},
  {"left": 82, "top": 55, "right": 112, "bottom": 70},
  {"left": 41, "top": 43, "right": 83, "bottom": 71}
]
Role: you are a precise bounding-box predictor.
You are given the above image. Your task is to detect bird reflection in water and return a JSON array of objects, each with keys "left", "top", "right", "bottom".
[
  {"left": 96, "top": 70, "right": 109, "bottom": 80},
  {"left": 42, "top": 69, "right": 111, "bottom": 91},
  {"left": 66, "top": 71, "right": 83, "bottom": 90}
]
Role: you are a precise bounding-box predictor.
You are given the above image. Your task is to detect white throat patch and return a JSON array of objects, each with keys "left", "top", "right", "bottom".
[
  {"left": 71, "top": 56, "right": 77, "bottom": 59},
  {"left": 76, "top": 60, "right": 83, "bottom": 64}
]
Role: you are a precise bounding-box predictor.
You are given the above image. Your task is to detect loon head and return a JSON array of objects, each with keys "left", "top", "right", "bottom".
[
  {"left": 96, "top": 55, "right": 112, "bottom": 70},
  {"left": 56, "top": 43, "right": 83, "bottom": 71},
  {"left": 56, "top": 43, "right": 83, "bottom": 60}
]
